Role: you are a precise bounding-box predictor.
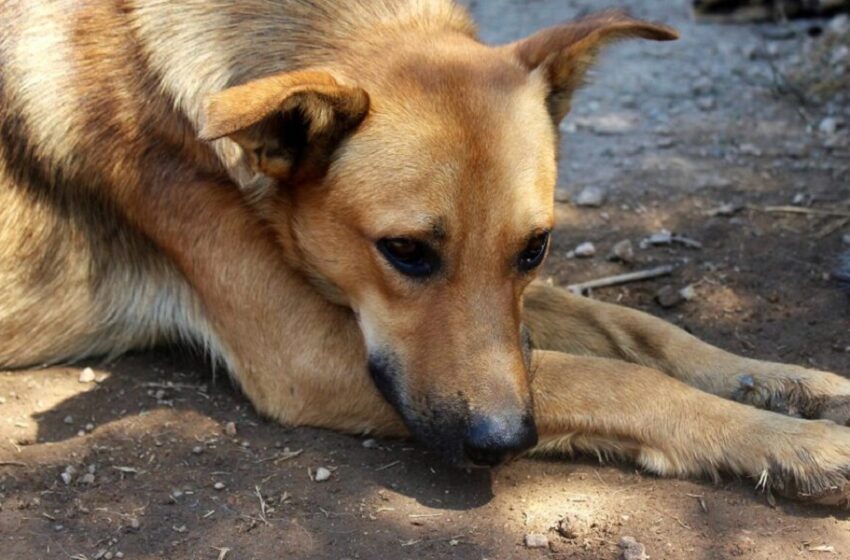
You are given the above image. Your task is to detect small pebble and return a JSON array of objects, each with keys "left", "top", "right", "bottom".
[
  {"left": 556, "top": 513, "right": 589, "bottom": 539},
  {"left": 819, "top": 117, "right": 839, "bottom": 136},
  {"left": 362, "top": 438, "right": 379, "bottom": 449},
  {"left": 524, "top": 533, "right": 549, "bottom": 548},
  {"left": 655, "top": 285, "right": 685, "bottom": 308},
  {"left": 609, "top": 239, "right": 635, "bottom": 264},
  {"left": 224, "top": 422, "right": 237, "bottom": 436},
  {"left": 129, "top": 518, "right": 140, "bottom": 530},
  {"left": 60, "top": 471, "right": 73, "bottom": 485},
  {"left": 213, "top": 482, "right": 226, "bottom": 490},
  {"left": 85, "top": 423, "right": 94, "bottom": 432},
  {"left": 619, "top": 536, "right": 648, "bottom": 560},
  {"left": 573, "top": 185, "right": 607, "bottom": 208},
  {"left": 80, "top": 473, "right": 95, "bottom": 485},
  {"left": 63, "top": 415, "right": 74, "bottom": 425},
  {"left": 192, "top": 445, "right": 204, "bottom": 455},
  {"left": 314, "top": 467, "right": 332, "bottom": 482},
  {"left": 78, "top": 367, "right": 96, "bottom": 383},
  {"left": 842, "top": 234, "right": 850, "bottom": 246},
  {"left": 573, "top": 242, "right": 596, "bottom": 258}
]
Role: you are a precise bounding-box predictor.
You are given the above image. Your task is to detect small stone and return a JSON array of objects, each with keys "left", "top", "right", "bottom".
[
  {"left": 556, "top": 513, "right": 588, "bottom": 539},
  {"left": 224, "top": 422, "right": 237, "bottom": 436},
  {"left": 60, "top": 471, "right": 73, "bottom": 485},
  {"left": 656, "top": 136, "right": 674, "bottom": 149},
  {"left": 573, "top": 185, "right": 607, "bottom": 208},
  {"left": 85, "top": 423, "right": 94, "bottom": 432},
  {"left": 115, "top": 553, "right": 124, "bottom": 559},
  {"left": 819, "top": 117, "right": 840, "bottom": 136},
  {"left": 128, "top": 518, "right": 140, "bottom": 530},
  {"left": 213, "top": 482, "right": 226, "bottom": 491},
  {"left": 80, "top": 473, "right": 95, "bottom": 485},
  {"left": 104, "top": 552, "right": 113, "bottom": 560},
  {"left": 0, "top": 396, "right": 6, "bottom": 404},
  {"left": 842, "top": 234, "right": 850, "bottom": 246},
  {"left": 619, "top": 536, "right": 648, "bottom": 560},
  {"left": 78, "top": 367, "right": 96, "bottom": 383},
  {"left": 656, "top": 285, "right": 685, "bottom": 308},
  {"left": 314, "top": 467, "right": 332, "bottom": 482},
  {"left": 573, "top": 242, "right": 596, "bottom": 258},
  {"left": 679, "top": 285, "right": 697, "bottom": 301},
  {"left": 192, "top": 445, "right": 204, "bottom": 455},
  {"left": 609, "top": 239, "right": 635, "bottom": 264},
  {"left": 828, "top": 14, "right": 850, "bottom": 35},
  {"left": 362, "top": 438, "right": 379, "bottom": 449},
  {"left": 524, "top": 533, "right": 549, "bottom": 548},
  {"left": 792, "top": 192, "right": 809, "bottom": 205},
  {"left": 63, "top": 415, "right": 74, "bottom": 425}
]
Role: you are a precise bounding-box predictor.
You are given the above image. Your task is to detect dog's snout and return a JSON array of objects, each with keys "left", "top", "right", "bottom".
[{"left": 463, "top": 413, "right": 538, "bottom": 467}]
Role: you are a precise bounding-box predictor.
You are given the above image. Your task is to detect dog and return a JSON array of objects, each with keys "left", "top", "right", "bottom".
[{"left": 3, "top": 0, "right": 850, "bottom": 505}]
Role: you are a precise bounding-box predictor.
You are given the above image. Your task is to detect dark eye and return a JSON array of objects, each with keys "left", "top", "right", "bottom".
[
  {"left": 518, "top": 232, "right": 550, "bottom": 272},
  {"left": 377, "top": 238, "right": 440, "bottom": 278}
]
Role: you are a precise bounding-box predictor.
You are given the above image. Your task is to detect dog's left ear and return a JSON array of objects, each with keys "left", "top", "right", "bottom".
[
  {"left": 200, "top": 70, "right": 369, "bottom": 183},
  {"left": 506, "top": 10, "right": 678, "bottom": 123}
]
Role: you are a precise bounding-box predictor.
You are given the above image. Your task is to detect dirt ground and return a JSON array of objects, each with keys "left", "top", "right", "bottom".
[{"left": 2, "top": 1, "right": 850, "bottom": 559}]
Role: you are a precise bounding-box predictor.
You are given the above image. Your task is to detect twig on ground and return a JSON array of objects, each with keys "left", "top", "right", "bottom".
[
  {"left": 567, "top": 265, "right": 675, "bottom": 294},
  {"left": 751, "top": 205, "right": 850, "bottom": 219}
]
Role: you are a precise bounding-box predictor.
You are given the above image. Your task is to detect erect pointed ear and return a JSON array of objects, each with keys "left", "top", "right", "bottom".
[
  {"left": 200, "top": 70, "right": 369, "bottom": 182},
  {"left": 506, "top": 10, "right": 678, "bottom": 123}
]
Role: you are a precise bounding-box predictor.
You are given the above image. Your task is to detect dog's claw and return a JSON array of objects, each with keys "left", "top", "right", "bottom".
[{"left": 738, "top": 374, "right": 755, "bottom": 390}]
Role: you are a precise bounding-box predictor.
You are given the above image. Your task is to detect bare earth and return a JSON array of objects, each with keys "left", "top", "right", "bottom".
[{"left": 2, "top": 1, "right": 850, "bottom": 558}]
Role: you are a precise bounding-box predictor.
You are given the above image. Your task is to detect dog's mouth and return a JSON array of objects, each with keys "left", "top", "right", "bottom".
[{"left": 367, "top": 351, "right": 538, "bottom": 467}]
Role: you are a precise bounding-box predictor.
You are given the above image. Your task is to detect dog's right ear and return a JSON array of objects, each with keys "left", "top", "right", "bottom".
[{"left": 200, "top": 70, "right": 369, "bottom": 183}]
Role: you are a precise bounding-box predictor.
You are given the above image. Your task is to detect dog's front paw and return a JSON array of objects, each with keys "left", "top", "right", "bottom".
[
  {"left": 760, "top": 419, "right": 850, "bottom": 506},
  {"left": 732, "top": 365, "right": 850, "bottom": 426}
]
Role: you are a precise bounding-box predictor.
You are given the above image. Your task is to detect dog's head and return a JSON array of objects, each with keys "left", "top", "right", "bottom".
[{"left": 201, "top": 11, "right": 677, "bottom": 466}]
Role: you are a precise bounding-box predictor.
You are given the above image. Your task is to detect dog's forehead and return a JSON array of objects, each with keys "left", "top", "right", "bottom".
[{"left": 334, "top": 70, "right": 556, "bottom": 238}]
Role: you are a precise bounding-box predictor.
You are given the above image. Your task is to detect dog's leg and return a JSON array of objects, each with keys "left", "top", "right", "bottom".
[
  {"left": 530, "top": 350, "right": 850, "bottom": 505},
  {"left": 523, "top": 283, "right": 850, "bottom": 424}
]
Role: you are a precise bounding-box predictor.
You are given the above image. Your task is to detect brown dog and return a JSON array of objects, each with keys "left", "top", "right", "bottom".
[{"left": 2, "top": 0, "right": 850, "bottom": 505}]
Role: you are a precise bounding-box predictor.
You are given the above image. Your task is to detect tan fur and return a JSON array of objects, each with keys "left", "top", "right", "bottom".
[{"left": 2, "top": 0, "right": 850, "bottom": 506}]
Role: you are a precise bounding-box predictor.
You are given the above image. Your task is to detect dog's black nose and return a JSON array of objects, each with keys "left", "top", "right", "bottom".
[{"left": 463, "top": 413, "right": 538, "bottom": 467}]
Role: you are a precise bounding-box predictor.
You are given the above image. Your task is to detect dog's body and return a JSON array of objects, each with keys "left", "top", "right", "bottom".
[{"left": 3, "top": 0, "right": 850, "bottom": 504}]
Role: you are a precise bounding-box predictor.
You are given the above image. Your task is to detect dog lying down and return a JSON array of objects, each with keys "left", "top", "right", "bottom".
[{"left": 2, "top": 0, "right": 850, "bottom": 507}]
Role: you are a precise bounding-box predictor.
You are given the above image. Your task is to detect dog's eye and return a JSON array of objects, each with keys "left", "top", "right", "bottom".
[
  {"left": 518, "top": 232, "right": 550, "bottom": 272},
  {"left": 377, "top": 238, "right": 439, "bottom": 278}
]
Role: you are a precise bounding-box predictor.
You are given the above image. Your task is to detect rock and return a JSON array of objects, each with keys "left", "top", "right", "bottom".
[
  {"left": 192, "top": 445, "right": 203, "bottom": 455},
  {"left": 224, "top": 421, "right": 237, "bottom": 436},
  {"left": 556, "top": 513, "right": 589, "bottom": 539},
  {"left": 679, "top": 284, "right": 697, "bottom": 301},
  {"left": 85, "top": 423, "right": 94, "bottom": 432},
  {"left": 362, "top": 438, "right": 379, "bottom": 449},
  {"left": 314, "top": 467, "right": 332, "bottom": 482},
  {"left": 619, "top": 536, "right": 648, "bottom": 560},
  {"left": 656, "top": 136, "right": 674, "bottom": 149},
  {"left": 640, "top": 229, "right": 672, "bottom": 249},
  {"left": 573, "top": 242, "right": 596, "bottom": 258},
  {"left": 78, "top": 367, "right": 96, "bottom": 383},
  {"left": 655, "top": 285, "right": 686, "bottom": 308},
  {"left": 213, "top": 482, "right": 226, "bottom": 490},
  {"left": 60, "top": 471, "right": 73, "bottom": 485},
  {"left": 128, "top": 518, "right": 140, "bottom": 531},
  {"left": 63, "top": 415, "right": 74, "bottom": 425},
  {"left": 819, "top": 117, "right": 840, "bottom": 136},
  {"left": 524, "top": 533, "right": 549, "bottom": 548},
  {"left": 609, "top": 239, "right": 635, "bottom": 264},
  {"left": 80, "top": 473, "right": 95, "bottom": 485},
  {"left": 842, "top": 233, "right": 850, "bottom": 246},
  {"left": 573, "top": 186, "right": 607, "bottom": 207},
  {"left": 792, "top": 192, "right": 810, "bottom": 205},
  {"left": 828, "top": 14, "right": 850, "bottom": 35}
]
